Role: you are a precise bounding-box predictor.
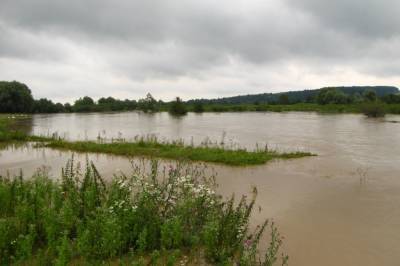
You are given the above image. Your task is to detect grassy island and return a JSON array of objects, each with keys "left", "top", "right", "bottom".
[{"left": 45, "top": 139, "right": 313, "bottom": 166}]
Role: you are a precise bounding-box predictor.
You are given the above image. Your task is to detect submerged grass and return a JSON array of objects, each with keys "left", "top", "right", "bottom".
[
  {"left": 0, "top": 159, "right": 288, "bottom": 265},
  {"left": 45, "top": 139, "right": 313, "bottom": 166},
  {"left": 0, "top": 115, "right": 50, "bottom": 143}
]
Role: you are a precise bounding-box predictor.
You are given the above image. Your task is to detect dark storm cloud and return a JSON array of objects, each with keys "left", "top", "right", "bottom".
[
  {"left": 0, "top": 0, "right": 399, "bottom": 101},
  {"left": 0, "top": 0, "right": 349, "bottom": 64}
]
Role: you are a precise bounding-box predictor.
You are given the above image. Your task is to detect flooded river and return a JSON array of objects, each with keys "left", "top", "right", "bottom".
[{"left": 2, "top": 111, "right": 400, "bottom": 266}]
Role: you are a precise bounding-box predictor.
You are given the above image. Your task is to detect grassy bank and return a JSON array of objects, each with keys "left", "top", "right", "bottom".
[
  {"left": 45, "top": 139, "right": 313, "bottom": 166},
  {"left": 0, "top": 159, "right": 288, "bottom": 265},
  {"left": 197, "top": 102, "right": 400, "bottom": 114}
]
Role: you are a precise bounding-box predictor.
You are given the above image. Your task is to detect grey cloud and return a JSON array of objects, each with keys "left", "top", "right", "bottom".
[
  {"left": 0, "top": 0, "right": 330, "bottom": 62},
  {"left": 0, "top": 0, "right": 399, "bottom": 101},
  {"left": 287, "top": 0, "right": 400, "bottom": 38},
  {"left": 0, "top": 22, "right": 68, "bottom": 61}
]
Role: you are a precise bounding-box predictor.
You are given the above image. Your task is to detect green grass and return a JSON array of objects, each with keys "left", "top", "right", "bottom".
[
  {"left": 45, "top": 139, "right": 313, "bottom": 166},
  {"left": 0, "top": 115, "right": 29, "bottom": 142},
  {"left": 0, "top": 159, "right": 288, "bottom": 265}
]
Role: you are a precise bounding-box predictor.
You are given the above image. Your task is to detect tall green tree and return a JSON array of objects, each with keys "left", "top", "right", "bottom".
[
  {"left": 33, "top": 98, "right": 65, "bottom": 113},
  {"left": 169, "top": 97, "right": 187, "bottom": 115},
  {"left": 138, "top": 93, "right": 158, "bottom": 112},
  {"left": 363, "top": 90, "right": 377, "bottom": 102},
  {"left": 73, "top": 96, "right": 95, "bottom": 112},
  {"left": 0, "top": 81, "right": 34, "bottom": 113}
]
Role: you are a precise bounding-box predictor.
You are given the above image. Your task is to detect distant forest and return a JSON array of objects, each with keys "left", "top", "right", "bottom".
[
  {"left": 187, "top": 86, "right": 399, "bottom": 105},
  {"left": 0, "top": 80, "right": 399, "bottom": 114}
]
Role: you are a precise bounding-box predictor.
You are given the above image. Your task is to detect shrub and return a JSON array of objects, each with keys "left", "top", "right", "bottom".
[
  {"left": 193, "top": 102, "right": 205, "bottom": 113},
  {"left": 169, "top": 97, "right": 187, "bottom": 115},
  {"left": 361, "top": 103, "right": 386, "bottom": 117}
]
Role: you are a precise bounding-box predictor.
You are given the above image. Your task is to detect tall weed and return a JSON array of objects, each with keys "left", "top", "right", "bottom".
[{"left": 0, "top": 158, "right": 288, "bottom": 265}]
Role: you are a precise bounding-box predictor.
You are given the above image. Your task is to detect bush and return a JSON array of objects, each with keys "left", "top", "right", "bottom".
[
  {"left": 0, "top": 159, "right": 288, "bottom": 265},
  {"left": 361, "top": 103, "right": 386, "bottom": 117},
  {"left": 193, "top": 102, "right": 205, "bottom": 113},
  {"left": 169, "top": 97, "right": 187, "bottom": 115}
]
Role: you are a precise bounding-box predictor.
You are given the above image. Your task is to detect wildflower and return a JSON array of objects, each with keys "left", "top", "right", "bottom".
[
  {"left": 168, "top": 198, "right": 175, "bottom": 204},
  {"left": 119, "top": 181, "right": 127, "bottom": 189},
  {"left": 244, "top": 239, "right": 252, "bottom": 248}
]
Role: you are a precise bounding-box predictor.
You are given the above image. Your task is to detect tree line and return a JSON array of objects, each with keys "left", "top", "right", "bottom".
[
  {"left": 0, "top": 81, "right": 189, "bottom": 115},
  {"left": 188, "top": 86, "right": 399, "bottom": 105},
  {"left": 1, "top": 81, "right": 400, "bottom": 116}
]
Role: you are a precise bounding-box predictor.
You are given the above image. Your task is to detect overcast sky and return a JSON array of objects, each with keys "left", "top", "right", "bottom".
[{"left": 0, "top": 0, "right": 399, "bottom": 103}]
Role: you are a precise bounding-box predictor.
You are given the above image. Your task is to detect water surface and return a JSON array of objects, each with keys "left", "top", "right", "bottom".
[{"left": 3, "top": 111, "right": 400, "bottom": 266}]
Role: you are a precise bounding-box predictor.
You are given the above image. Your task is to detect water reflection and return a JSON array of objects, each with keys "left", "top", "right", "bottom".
[{"left": 8, "top": 115, "right": 33, "bottom": 133}]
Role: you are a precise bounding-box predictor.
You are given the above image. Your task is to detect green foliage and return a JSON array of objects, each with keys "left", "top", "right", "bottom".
[
  {"left": 193, "top": 101, "right": 205, "bottom": 113},
  {"left": 0, "top": 159, "right": 288, "bottom": 265},
  {"left": 316, "top": 88, "right": 350, "bottom": 105},
  {"left": 169, "top": 97, "right": 187, "bottom": 116},
  {"left": 0, "top": 81, "right": 34, "bottom": 113},
  {"left": 278, "top": 94, "right": 290, "bottom": 105},
  {"left": 381, "top": 93, "right": 400, "bottom": 104},
  {"left": 138, "top": 93, "right": 158, "bottom": 112},
  {"left": 33, "top": 98, "right": 65, "bottom": 113},
  {"left": 363, "top": 90, "right": 377, "bottom": 102},
  {"left": 150, "top": 250, "right": 161, "bottom": 265},
  {"left": 63, "top": 103, "right": 73, "bottom": 112},
  {"left": 187, "top": 86, "right": 399, "bottom": 105},
  {"left": 45, "top": 136, "right": 313, "bottom": 166},
  {"left": 98, "top": 97, "right": 138, "bottom": 112},
  {"left": 1, "top": 80, "right": 400, "bottom": 115},
  {"left": 161, "top": 217, "right": 183, "bottom": 249},
  {"left": 0, "top": 116, "right": 33, "bottom": 142},
  {"left": 361, "top": 102, "right": 386, "bottom": 117},
  {"left": 73, "top": 96, "right": 95, "bottom": 112},
  {"left": 55, "top": 232, "right": 72, "bottom": 266}
]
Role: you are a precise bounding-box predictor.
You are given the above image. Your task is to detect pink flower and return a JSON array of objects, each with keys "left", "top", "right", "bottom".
[{"left": 244, "top": 239, "right": 252, "bottom": 248}]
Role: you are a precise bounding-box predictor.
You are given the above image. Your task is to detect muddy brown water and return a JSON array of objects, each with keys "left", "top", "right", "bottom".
[{"left": 2, "top": 111, "right": 400, "bottom": 266}]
